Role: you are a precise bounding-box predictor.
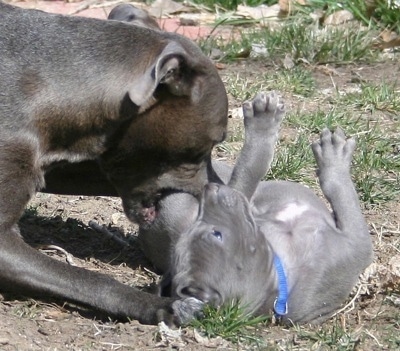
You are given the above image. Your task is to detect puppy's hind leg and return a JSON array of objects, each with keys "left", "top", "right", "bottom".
[{"left": 311, "top": 128, "right": 373, "bottom": 265}]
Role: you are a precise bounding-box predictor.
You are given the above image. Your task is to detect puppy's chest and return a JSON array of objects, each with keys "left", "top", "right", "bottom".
[
  {"left": 256, "top": 201, "right": 324, "bottom": 256},
  {"left": 256, "top": 201, "right": 318, "bottom": 232},
  {"left": 273, "top": 202, "right": 310, "bottom": 224}
]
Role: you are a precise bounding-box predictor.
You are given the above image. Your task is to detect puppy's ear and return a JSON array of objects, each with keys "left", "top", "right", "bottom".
[{"left": 128, "top": 42, "right": 203, "bottom": 107}]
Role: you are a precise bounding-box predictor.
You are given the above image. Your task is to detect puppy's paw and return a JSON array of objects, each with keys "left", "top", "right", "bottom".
[
  {"left": 242, "top": 91, "right": 285, "bottom": 132},
  {"left": 311, "top": 127, "right": 356, "bottom": 173}
]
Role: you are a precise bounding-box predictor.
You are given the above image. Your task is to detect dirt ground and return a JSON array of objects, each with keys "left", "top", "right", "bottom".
[{"left": 0, "top": 1, "right": 399, "bottom": 350}]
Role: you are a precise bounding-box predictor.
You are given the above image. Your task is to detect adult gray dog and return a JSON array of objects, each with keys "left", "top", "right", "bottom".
[
  {"left": 140, "top": 91, "right": 373, "bottom": 324},
  {"left": 0, "top": 2, "right": 228, "bottom": 325}
]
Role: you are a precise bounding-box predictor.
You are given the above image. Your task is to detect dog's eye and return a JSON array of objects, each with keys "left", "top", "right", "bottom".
[{"left": 211, "top": 230, "right": 222, "bottom": 241}]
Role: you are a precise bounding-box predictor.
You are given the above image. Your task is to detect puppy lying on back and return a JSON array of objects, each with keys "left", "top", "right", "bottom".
[{"left": 140, "top": 92, "right": 373, "bottom": 324}]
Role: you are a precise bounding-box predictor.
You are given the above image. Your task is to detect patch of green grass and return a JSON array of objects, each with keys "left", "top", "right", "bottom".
[
  {"left": 215, "top": 141, "right": 241, "bottom": 157},
  {"left": 293, "top": 320, "right": 362, "bottom": 350},
  {"left": 198, "top": 32, "right": 253, "bottom": 62},
  {"left": 200, "top": 17, "right": 376, "bottom": 64},
  {"left": 191, "top": 0, "right": 277, "bottom": 11},
  {"left": 264, "top": 19, "right": 374, "bottom": 63},
  {"left": 373, "top": 0, "right": 400, "bottom": 33},
  {"left": 194, "top": 0, "right": 399, "bottom": 34},
  {"left": 223, "top": 82, "right": 399, "bottom": 205},
  {"left": 12, "top": 300, "right": 42, "bottom": 320},
  {"left": 225, "top": 118, "right": 245, "bottom": 142},
  {"left": 266, "top": 106, "right": 399, "bottom": 205},
  {"left": 225, "top": 73, "right": 265, "bottom": 101},
  {"left": 268, "top": 67, "right": 316, "bottom": 97},
  {"left": 286, "top": 109, "right": 363, "bottom": 134},
  {"left": 190, "top": 302, "right": 270, "bottom": 346},
  {"left": 383, "top": 308, "right": 400, "bottom": 348},
  {"left": 266, "top": 134, "right": 315, "bottom": 184},
  {"left": 308, "top": 0, "right": 400, "bottom": 33},
  {"left": 225, "top": 67, "right": 315, "bottom": 101},
  {"left": 339, "top": 82, "right": 400, "bottom": 115},
  {"left": 355, "top": 172, "right": 399, "bottom": 205},
  {"left": 318, "top": 82, "right": 400, "bottom": 205},
  {"left": 353, "top": 130, "right": 400, "bottom": 205}
]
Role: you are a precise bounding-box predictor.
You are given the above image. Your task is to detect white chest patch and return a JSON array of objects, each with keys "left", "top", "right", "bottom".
[{"left": 275, "top": 202, "right": 309, "bottom": 222}]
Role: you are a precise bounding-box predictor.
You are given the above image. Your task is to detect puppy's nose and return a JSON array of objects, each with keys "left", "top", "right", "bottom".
[{"left": 178, "top": 285, "right": 221, "bottom": 306}]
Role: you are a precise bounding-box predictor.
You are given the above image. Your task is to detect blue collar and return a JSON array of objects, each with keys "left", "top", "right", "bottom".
[{"left": 273, "top": 255, "right": 288, "bottom": 317}]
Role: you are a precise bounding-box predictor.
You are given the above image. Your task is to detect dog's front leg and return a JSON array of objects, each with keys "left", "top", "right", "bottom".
[
  {"left": 229, "top": 92, "right": 285, "bottom": 199},
  {"left": 1, "top": 227, "right": 203, "bottom": 324},
  {"left": 311, "top": 128, "right": 373, "bottom": 265},
  {"left": 1, "top": 228, "right": 160, "bottom": 321},
  {"left": 1, "top": 231, "right": 201, "bottom": 326},
  {"left": 0, "top": 138, "right": 201, "bottom": 325}
]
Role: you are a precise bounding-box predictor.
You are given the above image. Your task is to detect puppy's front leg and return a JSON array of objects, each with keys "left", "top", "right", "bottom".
[
  {"left": 229, "top": 92, "right": 285, "bottom": 199},
  {"left": 311, "top": 128, "right": 373, "bottom": 263}
]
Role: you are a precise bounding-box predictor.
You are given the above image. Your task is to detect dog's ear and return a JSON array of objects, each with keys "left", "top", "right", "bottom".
[{"left": 128, "top": 42, "right": 203, "bottom": 107}]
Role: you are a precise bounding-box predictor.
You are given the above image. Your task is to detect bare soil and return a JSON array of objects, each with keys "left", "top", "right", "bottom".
[{"left": 0, "top": 2, "right": 399, "bottom": 350}]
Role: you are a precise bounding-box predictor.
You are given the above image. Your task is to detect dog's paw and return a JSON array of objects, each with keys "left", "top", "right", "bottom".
[
  {"left": 311, "top": 127, "right": 356, "bottom": 172},
  {"left": 158, "top": 297, "right": 204, "bottom": 326},
  {"left": 172, "top": 297, "right": 204, "bottom": 325},
  {"left": 242, "top": 91, "right": 285, "bottom": 132}
]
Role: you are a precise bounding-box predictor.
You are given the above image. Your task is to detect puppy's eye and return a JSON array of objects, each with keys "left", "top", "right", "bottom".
[{"left": 212, "top": 230, "right": 222, "bottom": 241}]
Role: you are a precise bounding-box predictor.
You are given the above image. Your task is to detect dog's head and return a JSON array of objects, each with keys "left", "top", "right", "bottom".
[
  {"left": 100, "top": 15, "right": 228, "bottom": 225},
  {"left": 165, "top": 183, "right": 274, "bottom": 314}
]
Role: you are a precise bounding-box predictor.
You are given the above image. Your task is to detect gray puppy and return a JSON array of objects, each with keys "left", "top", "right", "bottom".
[
  {"left": 0, "top": 2, "right": 227, "bottom": 325},
  {"left": 108, "top": 3, "right": 160, "bottom": 30},
  {"left": 141, "top": 92, "right": 373, "bottom": 324}
]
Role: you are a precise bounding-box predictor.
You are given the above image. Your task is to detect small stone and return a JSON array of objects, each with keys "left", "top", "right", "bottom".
[
  {"left": 111, "top": 213, "right": 120, "bottom": 224},
  {"left": 0, "top": 338, "right": 9, "bottom": 345},
  {"left": 324, "top": 10, "right": 354, "bottom": 26}
]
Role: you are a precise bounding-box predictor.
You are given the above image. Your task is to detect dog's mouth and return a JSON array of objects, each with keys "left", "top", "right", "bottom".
[
  {"left": 129, "top": 196, "right": 162, "bottom": 227},
  {"left": 124, "top": 188, "right": 189, "bottom": 227},
  {"left": 138, "top": 205, "right": 158, "bottom": 225}
]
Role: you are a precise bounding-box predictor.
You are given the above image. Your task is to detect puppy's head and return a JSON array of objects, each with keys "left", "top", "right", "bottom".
[
  {"left": 166, "top": 184, "right": 273, "bottom": 314},
  {"left": 108, "top": 4, "right": 160, "bottom": 30}
]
